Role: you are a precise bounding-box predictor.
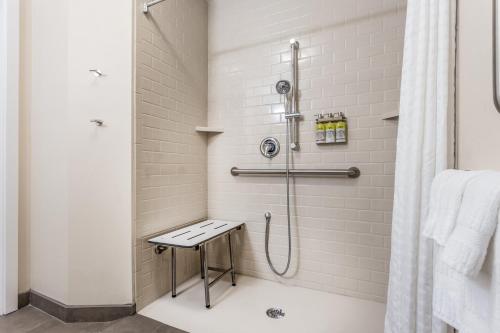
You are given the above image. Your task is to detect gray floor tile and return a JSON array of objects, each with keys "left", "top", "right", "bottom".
[
  {"left": 0, "top": 307, "right": 187, "bottom": 333},
  {"left": 152, "top": 324, "right": 187, "bottom": 333},
  {"left": 27, "top": 318, "right": 111, "bottom": 333},
  {"left": 0, "top": 306, "right": 53, "bottom": 333},
  {"left": 100, "top": 315, "right": 163, "bottom": 333}
]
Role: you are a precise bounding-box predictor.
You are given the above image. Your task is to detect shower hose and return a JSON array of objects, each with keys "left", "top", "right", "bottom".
[{"left": 264, "top": 106, "right": 292, "bottom": 276}]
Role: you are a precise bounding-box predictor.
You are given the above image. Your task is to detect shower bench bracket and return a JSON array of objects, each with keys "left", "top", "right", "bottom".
[{"left": 148, "top": 220, "right": 245, "bottom": 308}]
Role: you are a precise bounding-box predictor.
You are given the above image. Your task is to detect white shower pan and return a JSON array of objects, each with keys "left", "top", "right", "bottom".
[{"left": 140, "top": 274, "right": 385, "bottom": 333}]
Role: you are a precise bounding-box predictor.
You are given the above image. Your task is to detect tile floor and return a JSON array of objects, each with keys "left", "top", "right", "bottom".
[
  {"left": 140, "top": 274, "right": 386, "bottom": 333},
  {"left": 0, "top": 306, "right": 185, "bottom": 333}
]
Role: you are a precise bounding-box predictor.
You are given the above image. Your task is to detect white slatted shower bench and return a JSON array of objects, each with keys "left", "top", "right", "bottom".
[{"left": 148, "top": 220, "right": 245, "bottom": 308}]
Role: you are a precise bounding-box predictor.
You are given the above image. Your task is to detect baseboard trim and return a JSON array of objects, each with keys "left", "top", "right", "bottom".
[
  {"left": 18, "top": 291, "right": 30, "bottom": 309},
  {"left": 29, "top": 290, "right": 135, "bottom": 323}
]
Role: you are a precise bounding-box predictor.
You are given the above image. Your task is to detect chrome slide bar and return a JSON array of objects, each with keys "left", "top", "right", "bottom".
[
  {"left": 230, "top": 167, "right": 361, "bottom": 178},
  {"left": 289, "top": 40, "right": 300, "bottom": 149}
]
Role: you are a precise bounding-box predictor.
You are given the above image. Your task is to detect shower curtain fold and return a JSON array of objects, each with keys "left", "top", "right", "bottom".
[{"left": 384, "top": 1, "right": 456, "bottom": 333}]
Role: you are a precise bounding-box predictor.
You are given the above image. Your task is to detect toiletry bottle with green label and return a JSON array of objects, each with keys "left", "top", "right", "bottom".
[
  {"left": 335, "top": 112, "right": 347, "bottom": 143},
  {"left": 325, "top": 113, "right": 336, "bottom": 143},
  {"left": 315, "top": 114, "right": 326, "bottom": 144}
]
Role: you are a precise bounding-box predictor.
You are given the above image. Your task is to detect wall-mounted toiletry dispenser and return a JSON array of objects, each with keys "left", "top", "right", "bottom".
[{"left": 315, "top": 112, "right": 348, "bottom": 145}]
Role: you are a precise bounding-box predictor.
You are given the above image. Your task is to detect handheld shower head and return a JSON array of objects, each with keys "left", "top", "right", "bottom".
[{"left": 276, "top": 80, "right": 291, "bottom": 95}]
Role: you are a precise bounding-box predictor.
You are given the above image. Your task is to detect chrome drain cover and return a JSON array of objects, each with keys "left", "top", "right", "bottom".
[{"left": 266, "top": 307, "right": 285, "bottom": 319}]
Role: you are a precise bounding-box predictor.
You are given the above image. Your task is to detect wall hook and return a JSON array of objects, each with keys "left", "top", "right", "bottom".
[
  {"left": 90, "top": 119, "right": 104, "bottom": 126},
  {"left": 89, "top": 69, "right": 105, "bottom": 77}
]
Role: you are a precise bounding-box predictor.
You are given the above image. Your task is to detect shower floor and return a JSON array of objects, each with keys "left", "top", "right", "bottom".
[{"left": 139, "top": 274, "right": 386, "bottom": 333}]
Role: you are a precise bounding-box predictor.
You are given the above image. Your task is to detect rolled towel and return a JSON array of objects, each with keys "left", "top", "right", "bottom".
[
  {"left": 441, "top": 171, "right": 500, "bottom": 277},
  {"left": 423, "top": 169, "right": 483, "bottom": 245}
]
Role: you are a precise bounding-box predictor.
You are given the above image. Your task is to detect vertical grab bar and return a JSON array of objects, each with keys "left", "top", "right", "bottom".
[
  {"left": 290, "top": 40, "right": 300, "bottom": 149},
  {"left": 494, "top": 0, "right": 500, "bottom": 112}
]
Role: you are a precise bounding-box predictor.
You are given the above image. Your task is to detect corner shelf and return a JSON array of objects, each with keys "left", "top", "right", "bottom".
[
  {"left": 381, "top": 111, "right": 399, "bottom": 120},
  {"left": 195, "top": 126, "right": 224, "bottom": 133}
]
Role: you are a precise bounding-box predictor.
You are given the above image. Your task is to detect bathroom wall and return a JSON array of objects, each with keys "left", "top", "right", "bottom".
[
  {"left": 18, "top": 0, "right": 31, "bottom": 297},
  {"left": 134, "top": 0, "right": 208, "bottom": 310},
  {"left": 208, "top": 0, "right": 406, "bottom": 302},
  {"left": 21, "top": 0, "right": 134, "bottom": 305},
  {"left": 0, "top": 0, "right": 20, "bottom": 313},
  {"left": 457, "top": 0, "right": 500, "bottom": 170}
]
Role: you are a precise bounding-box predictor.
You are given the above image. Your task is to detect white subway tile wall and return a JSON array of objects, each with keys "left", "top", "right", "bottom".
[
  {"left": 134, "top": 0, "right": 208, "bottom": 310},
  {"left": 207, "top": 0, "right": 406, "bottom": 302}
]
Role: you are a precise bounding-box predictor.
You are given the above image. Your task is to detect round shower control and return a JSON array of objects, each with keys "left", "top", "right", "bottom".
[{"left": 260, "top": 137, "right": 280, "bottom": 158}]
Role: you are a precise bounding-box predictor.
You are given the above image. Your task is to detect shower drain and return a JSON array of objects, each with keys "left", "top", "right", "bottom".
[{"left": 266, "top": 307, "right": 285, "bottom": 319}]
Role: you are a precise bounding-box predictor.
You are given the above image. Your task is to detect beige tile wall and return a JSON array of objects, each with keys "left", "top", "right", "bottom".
[
  {"left": 134, "top": 0, "right": 208, "bottom": 310},
  {"left": 207, "top": 0, "right": 406, "bottom": 302}
]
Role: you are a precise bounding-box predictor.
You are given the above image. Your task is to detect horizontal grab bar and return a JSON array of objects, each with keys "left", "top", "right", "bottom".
[{"left": 230, "top": 167, "right": 361, "bottom": 178}]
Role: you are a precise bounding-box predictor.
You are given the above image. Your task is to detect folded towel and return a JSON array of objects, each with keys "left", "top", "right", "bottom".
[
  {"left": 434, "top": 232, "right": 500, "bottom": 333},
  {"left": 423, "top": 169, "right": 482, "bottom": 245},
  {"left": 441, "top": 172, "right": 500, "bottom": 277},
  {"left": 433, "top": 246, "right": 466, "bottom": 329}
]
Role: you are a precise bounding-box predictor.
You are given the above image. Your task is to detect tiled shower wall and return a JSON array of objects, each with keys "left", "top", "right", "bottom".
[
  {"left": 134, "top": 0, "right": 208, "bottom": 310},
  {"left": 207, "top": 0, "right": 406, "bottom": 302}
]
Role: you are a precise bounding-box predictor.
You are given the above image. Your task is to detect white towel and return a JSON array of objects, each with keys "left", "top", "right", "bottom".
[
  {"left": 433, "top": 246, "right": 466, "bottom": 329},
  {"left": 434, "top": 229, "right": 500, "bottom": 333},
  {"left": 423, "top": 169, "right": 481, "bottom": 245},
  {"left": 441, "top": 172, "right": 500, "bottom": 277}
]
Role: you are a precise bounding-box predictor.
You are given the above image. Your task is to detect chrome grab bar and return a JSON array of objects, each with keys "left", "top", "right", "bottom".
[{"left": 230, "top": 167, "right": 361, "bottom": 178}]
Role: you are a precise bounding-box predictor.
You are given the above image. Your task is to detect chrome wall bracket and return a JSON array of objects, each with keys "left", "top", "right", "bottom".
[
  {"left": 154, "top": 245, "right": 168, "bottom": 255},
  {"left": 143, "top": 0, "right": 167, "bottom": 13}
]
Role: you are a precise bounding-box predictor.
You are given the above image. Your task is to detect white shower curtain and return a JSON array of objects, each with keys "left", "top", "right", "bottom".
[{"left": 384, "top": 0, "right": 456, "bottom": 333}]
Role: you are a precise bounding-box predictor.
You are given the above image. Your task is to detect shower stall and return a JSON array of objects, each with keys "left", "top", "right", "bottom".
[{"left": 134, "top": 0, "right": 406, "bottom": 331}]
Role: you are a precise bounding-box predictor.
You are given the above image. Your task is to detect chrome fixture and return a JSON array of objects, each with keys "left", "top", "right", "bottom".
[
  {"left": 90, "top": 119, "right": 104, "bottom": 126},
  {"left": 289, "top": 39, "right": 300, "bottom": 150},
  {"left": 266, "top": 307, "right": 285, "bottom": 319},
  {"left": 260, "top": 137, "right": 280, "bottom": 158},
  {"left": 154, "top": 245, "right": 168, "bottom": 255},
  {"left": 274, "top": 41, "right": 301, "bottom": 150},
  {"left": 276, "top": 80, "right": 291, "bottom": 95},
  {"left": 259, "top": 39, "right": 301, "bottom": 276},
  {"left": 89, "top": 69, "right": 104, "bottom": 77},
  {"left": 231, "top": 167, "right": 361, "bottom": 178},
  {"left": 143, "top": 0, "right": 167, "bottom": 13},
  {"left": 265, "top": 212, "right": 291, "bottom": 276}
]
